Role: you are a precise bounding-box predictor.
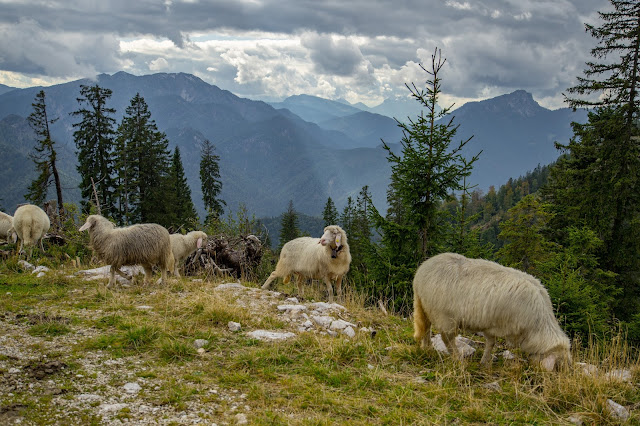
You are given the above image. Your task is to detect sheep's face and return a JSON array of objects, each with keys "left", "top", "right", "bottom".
[
  {"left": 79, "top": 216, "right": 95, "bottom": 232},
  {"left": 320, "top": 226, "right": 345, "bottom": 258},
  {"left": 8, "top": 227, "right": 17, "bottom": 243}
]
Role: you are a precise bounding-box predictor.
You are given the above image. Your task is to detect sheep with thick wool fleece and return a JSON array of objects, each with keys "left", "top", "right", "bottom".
[
  {"left": 10, "top": 204, "right": 50, "bottom": 258},
  {"left": 262, "top": 225, "right": 351, "bottom": 302},
  {"left": 79, "top": 215, "right": 174, "bottom": 287},
  {"left": 170, "top": 231, "right": 207, "bottom": 277},
  {"left": 0, "top": 211, "right": 13, "bottom": 242},
  {"left": 413, "top": 252, "right": 571, "bottom": 371}
]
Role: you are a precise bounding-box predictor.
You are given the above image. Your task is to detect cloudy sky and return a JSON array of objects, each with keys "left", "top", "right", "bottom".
[{"left": 0, "top": 0, "right": 607, "bottom": 109}]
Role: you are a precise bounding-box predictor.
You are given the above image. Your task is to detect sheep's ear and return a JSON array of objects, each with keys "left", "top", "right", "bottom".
[
  {"left": 11, "top": 231, "right": 17, "bottom": 244},
  {"left": 541, "top": 354, "right": 557, "bottom": 371},
  {"left": 79, "top": 221, "right": 91, "bottom": 232},
  {"left": 197, "top": 237, "right": 203, "bottom": 249},
  {"left": 335, "top": 234, "right": 341, "bottom": 247}
]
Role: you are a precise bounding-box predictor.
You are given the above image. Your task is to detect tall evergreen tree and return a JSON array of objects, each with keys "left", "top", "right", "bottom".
[
  {"left": 26, "top": 90, "right": 64, "bottom": 220},
  {"left": 379, "top": 48, "right": 480, "bottom": 261},
  {"left": 545, "top": 1, "right": 640, "bottom": 326},
  {"left": 114, "top": 94, "right": 172, "bottom": 225},
  {"left": 322, "top": 197, "right": 339, "bottom": 227},
  {"left": 168, "top": 146, "right": 198, "bottom": 230},
  {"left": 339, "top": 196, "right": 355, "bottom": 238},
  {"left": 71, "top": 84, "right": 117, "bottom": 216},
  {"left": 199, "top": 139, "right": 225, "bottom": 224},
  {"left": 279, "top": 200, "right": 300, "bottom": 249}
]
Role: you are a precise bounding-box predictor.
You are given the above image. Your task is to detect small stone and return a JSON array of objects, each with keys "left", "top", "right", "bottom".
[
  {"left": 277, "top": 304, "right": 307, "bottom": 314},
  {"left": 576, "top": 362, "right": 598, "bottom": 376},
  {"left": 235, "top": 413, "right": 248, "bottom": 424},
  {"left": 284, "top": 297, "right": 299, "bottom": 303},
  {"left": 123, "top": 382, "right": 141, "bottom": 394},
  {"left": 606, "top": 399, "right": 629, "bottom": 421},
  {"left": 136, "top": 305, "right": 153, "bottom": 310},
  {"left": 246, "top": 330, "right": 296, "bottom": 341},
  {"left": 342, "top": 326, "right": 356, "bottom": 338},
  {"left": 77, "top": 394, "right": 102, "bottom": 402},
  {"left": 194, "top": 339, "right": 209, "bottom": 348},
  {"left": 501, "top": 350, "right": 516, "bottom": 360},
  {"left": 215, "top": 283, "right": 244, "bottom": 290},
  {"left": 311, "top": 315, "right": 333, "bottom": 328},
  {"left": 197, "top": 348, "right": 206, "bottom": 354},
  {"left": 367, "top": 364, "right": 375, "bottom": 370},
  {"left": 32, "top": 266, "right": 50, "bottom": 274},
  {"left": 330, "top": 319, "right": 356, "bottom": 331},
  {"left": 18, "top": 260, "right": 35, "bottom": 270},
  {"left": 8, "top": 368, "right": 20, "bottom": 374},
  {"left": 100, "top": 403, "right": 128, "bottom": 412},
  {"left": 482, "top": 381, "right": 501, "bottom": 392},
  {"left": 605, "top": 369, "right": 632, "bottom": 382},
  {"left": 568, "top": 415, "right": 583, "bottom": 425},
  {"left": 228, "top": 321, "right": 242, "bottom": 331}
]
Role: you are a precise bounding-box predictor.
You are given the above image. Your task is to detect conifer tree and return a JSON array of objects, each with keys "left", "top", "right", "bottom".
[
  {"left": 339, "top": 196, "right": 355, "bottom": 238},
  {"left": 26, "top": 90, "right": 64, "bottom": 219},
  {"left": 71, "top": 84, "right": 117, "bottom": 215},
  {"left": 322, "top": 197, "right": 339, "bottom": 227},
  {"left": 379, "top": 48, "right": 480, "bottom": 261},
  {"left": 200, "top": 139, "right": 225, "bottom": 224},
  {"left": 114, "top": 93, "right": 172, "bottom": 225},
  {"left": 279, "top": 200, "right": 300, "bottom": 249},
  {"left": 168, "top": 146, "right": 198, "bottom": 230}
]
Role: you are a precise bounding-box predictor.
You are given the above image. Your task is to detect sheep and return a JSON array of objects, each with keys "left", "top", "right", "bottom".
[
  {"left": 79, "top": 215, "right": 174, "bottom": 287},
  {"left": 262, "top": 225, "right": 351, "bottom": 302},
  {"left": 170, "top": 230, "right": 207, "bottom": 277},
  {"left": 0, "top": 211, "right": 13, "bottom": 242},
  {"left": 413, "top": 252, "right": 571, "bottom": 371},
  {"left": 10, "top": 204, "right": 51, "bottom": 258}
]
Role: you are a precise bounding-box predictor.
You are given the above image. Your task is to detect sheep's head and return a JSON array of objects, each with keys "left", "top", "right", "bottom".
[
  {"left": 190, "top": 231, "right": 208, "bottom": 249},
  {"left": 7, "top": 226, "right": 17, "bottom": 244},
  {"left": 79, "top": 215, "right": 112, "bottom": 232},
  {"left": 319, "top": 225, "right": 347, "bottom": 258}
]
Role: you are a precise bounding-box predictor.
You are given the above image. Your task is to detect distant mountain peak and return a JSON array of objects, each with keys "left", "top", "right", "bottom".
[{"left": 455, "top": 89, "right": 544, "bottom": 119}]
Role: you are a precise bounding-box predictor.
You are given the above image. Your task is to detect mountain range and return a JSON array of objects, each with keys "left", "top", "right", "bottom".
[{"left": 0, "top": 72, "right": 587, "bottom": 219}]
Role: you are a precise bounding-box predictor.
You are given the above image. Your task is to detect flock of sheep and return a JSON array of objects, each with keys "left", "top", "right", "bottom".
[{"left": 0, "top": 203, "right": 571, "bottom": 371}]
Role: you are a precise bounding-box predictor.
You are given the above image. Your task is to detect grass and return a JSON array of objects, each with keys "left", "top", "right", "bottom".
[{"left": 0, "top": 258, "right": 638, "bottom": 424}]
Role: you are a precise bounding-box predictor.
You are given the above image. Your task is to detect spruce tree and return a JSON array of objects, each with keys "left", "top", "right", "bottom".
[
  {"left": 26, "top": 90, "right": 64, "bottom": 220},
  {"left": 380, "top": 48, "right": 480, "bottom": 261},
  {"left": 71, "top": 84, "right": 117, "bottom": 216},
  {"left": 279, "top": 200, "right": 300, "bottom": 249},
  {"left": 199, "top": 139, "right": 225, "bottom": 224},
  {"left": 322, "top": 197, "right": 339, "bottom": 227},
  {"left": 168, "top": 146, "right": 198, "bottom": 230}
]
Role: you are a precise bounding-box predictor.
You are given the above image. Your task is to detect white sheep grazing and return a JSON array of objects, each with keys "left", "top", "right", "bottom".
[
  {"left": 413, "top": 252, "right": 571, "bottom": 371},
  {"left": 10, "top": 204, "right": 51, "bottom": 258},
  {"left": 262, "top": 225, "right": 351, "bottom": 302},
  {"left": 0, "top": 211, "right": 13, "bottom": 242},
  {"left": 79, "top": 215, "right": 174, "bottom": 287},
  {"left": 170, "top": 231, "right": 207, "bottom": 277}
]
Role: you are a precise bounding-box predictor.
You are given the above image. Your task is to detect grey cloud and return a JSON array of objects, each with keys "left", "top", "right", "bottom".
[{"left": 301, "top": 33, "right": 365, "bottom": 76}]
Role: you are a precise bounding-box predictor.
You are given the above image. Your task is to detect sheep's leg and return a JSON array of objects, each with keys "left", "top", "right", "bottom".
[
  {"left": 143, "top": 265, "right": 153, "bottom": 286},
  {"left": 335, "top": 275, "right": 343, "bottom": 301},
  {"left": 413, "top": 295, "right": 432, "bottom": 350},
  {"left": 173, "top": 262, "right": 181, "bottom": 278},
  {"left": 114, "top": 267, "right": 132, "bottom": 280},
  {"left": 323, "top": 277, "right": 334, "bottom": 303},
  {"left": 261, "top": 272, "right": 278, "bottom": 290},
  {"left": 295, "top": 273, "right": 305, "bottom": 297},
  {"left": 441, "top": 331, "right": 459, "bottom": 360},
  {"left": 160, "top": 265, "right": 168, "bottom": 285},
  {"left": 108, "top": 267, "right": 117, "bottom": 287},
  {"left": 481, "top": 334, "right": 496, "bottom": 366}
]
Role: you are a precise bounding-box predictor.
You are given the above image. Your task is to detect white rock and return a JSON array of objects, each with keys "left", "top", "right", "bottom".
[
  {"left": 194, "top": 339, "right": 209, "bottom": 348},
  {"left": 311, "top": 315, "right": 334, "bottom": 328},
  {"left": 77, "top": 394, "right": 102, "bottom": 402},
  {"left": 576, "top": 362, "right": 598, "bottom": 376},
  {"left": 18, "top": 260, "right": 35, "bottom": 271},
  {"left": 100, "top": 403, "right": 128, "bottom": 412},
  {"left": 482, "top": 381, "right": 501, "bottom": 392},
  {"left": 501, "top": 350, "right": 516, "bottom": 360},
  {"left": 197, "top": 348, "right": 206, "bottom": 354},
  {"left": 124, "top": 382, "right": 141, "bottom": 393},
  {"left": 568, "top": 415, "right": 583, "bottom": 425},
  {"left": 606, "top": 399, "right": 629, "bottom": 421},
  {"left": 32, "top": 265, "right": 50, "bottom": 274},
  {"left": 246, "top": 330, "right": 296, "bottom": 341},
  {"left": 228, "top": 322, "right": 242, "bottom": 332},
  {"left": 277, "top": 304, "right": 307, "bottom": 313},
  {"left": 330, "top": 319, "right": 356, "bottom": 331},
  {"left": 300, "top": 320, "right": 313, "bottom": 329},
  {"left": 235, "top": 413, "right": 248, "bottom": 425},
  {"left": 8, "top": 368, "right": 20, "bottom": 374},
  {"left": 605, "top": 369, "right": 632, "bottom": 382},
  {"left": 136, "top": 305, "right": 153, "bottom": 310},
  {"left": 431, "top": 334, "right": 476, "bottom": 358},
  {"left": 367, "top": 364, "right": 375, "bottom": 370},
  {"left": 310, "top": 302, "right": 346, "bottom": 313},
  {"left": 215, "top": 282, "right": 244, "bottom": 290},
  {"left": 342, "top": 326, "right": 356, "bottom": 338},
  {"left": 284, "top": 297, "right": 299, "bottom": 304},
  {"left": 36, "top": 272, "right": 46, "bottom": 278}
]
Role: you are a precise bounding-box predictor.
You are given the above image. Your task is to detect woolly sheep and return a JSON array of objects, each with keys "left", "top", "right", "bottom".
[
  {"left": 10, "top": 204, "right": 51, "bottom": 258},
  {"left": 79, "top": 215, "right": 174, "bottom": 287},
  {"left": 170, "top": 230, "right": 207, "bottom": 277},
  {"left": 262, "top": 225, "right": 351, "bottom": 302},
  {"left": 0, "top": 211, "right": 13, "bottom": 242},
  {"left": 413, "top": 252, "right": 571, "bottom": 371}
]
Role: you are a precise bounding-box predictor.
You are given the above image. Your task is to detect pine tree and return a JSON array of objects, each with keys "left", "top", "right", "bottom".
[
  {"left": 322, "top": 197, "right": 339, "bottom": 227},
  {"left": 200, "top": 139, "right": 225, "bottom": 224},
  {"left": 279, "top": 200, "right": 300, "bottom": 249},
  {"left": 168, "top": 146, "right": 198, "bottom": 230},
  {"left": 26, "top": 90, "right": 64, "bottom": 220},
  {"left": 339, "top": 196, "right": 355, "bottom": 237},
  {"left": 71, "top": 84, "right": 117, "bottom": 216}
]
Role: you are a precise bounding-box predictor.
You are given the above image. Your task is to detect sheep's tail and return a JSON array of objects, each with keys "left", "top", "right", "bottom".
[{"left": 413, "top": 294, "right": 431, "bottom": 349}]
